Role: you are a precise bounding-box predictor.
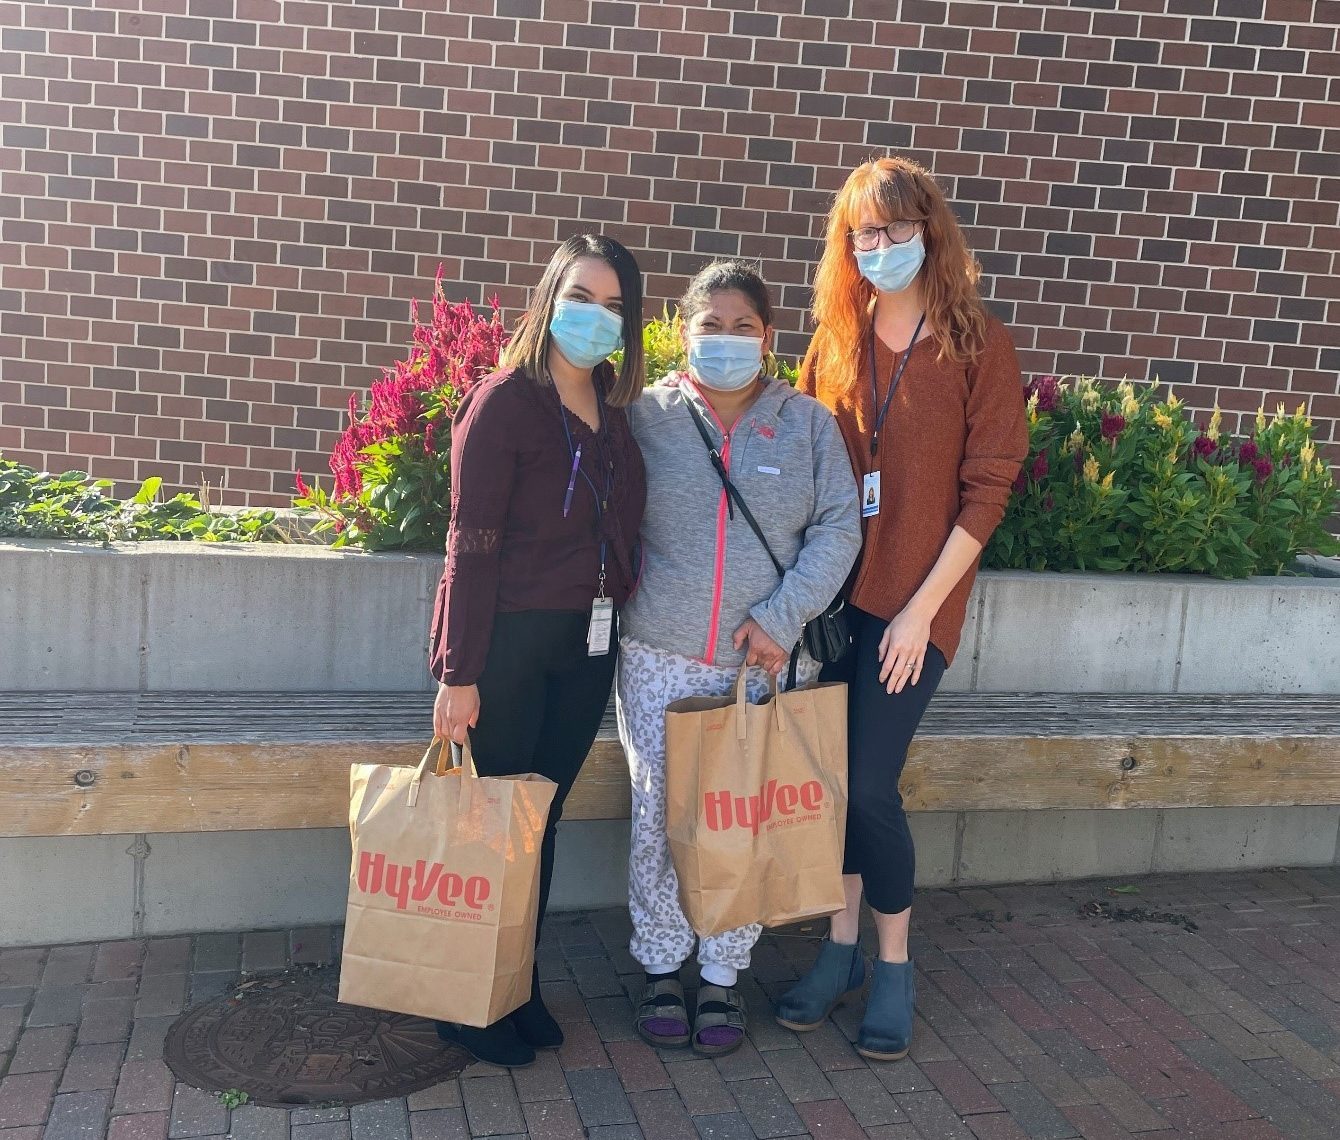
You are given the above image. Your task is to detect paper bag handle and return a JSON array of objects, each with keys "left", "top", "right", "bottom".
[
  {"left": 734, "top": 666, "right": 750, "bottom": 740},
  {"left": 407, "top": 738, "right": 476, "bottom": 806},
  {"left": 733, "top": 667, "right": 788, "bottom": 740}
]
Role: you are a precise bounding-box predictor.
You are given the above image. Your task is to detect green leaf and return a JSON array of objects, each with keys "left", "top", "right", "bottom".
[{"left": 132, "top": 477, "right": 162, "bottom": 505}]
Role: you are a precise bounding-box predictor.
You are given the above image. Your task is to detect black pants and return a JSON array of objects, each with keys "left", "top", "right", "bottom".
[
  {"left": 820, "top": 605, "right": 945, "bottom": 915},
  {"left": 469, "top": 609, "right": 617, "bottom": 937}
]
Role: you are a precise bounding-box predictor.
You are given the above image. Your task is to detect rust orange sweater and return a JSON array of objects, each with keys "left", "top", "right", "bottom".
[{"left": 799, "top": 315, "right": 1028, "bottom": 666}]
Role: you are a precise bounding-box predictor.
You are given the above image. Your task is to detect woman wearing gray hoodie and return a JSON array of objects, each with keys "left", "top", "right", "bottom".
[{"left": 617, "top": 261, "right": 862, "bottom": 1057}]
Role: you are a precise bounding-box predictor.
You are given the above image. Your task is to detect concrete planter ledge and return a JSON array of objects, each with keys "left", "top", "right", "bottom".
[
  {"left": 2, "top": 539, "right": 1337, "bottom": 695},
  {"left": 1, "top": 539, "right": 1337, "bottom": 945}
]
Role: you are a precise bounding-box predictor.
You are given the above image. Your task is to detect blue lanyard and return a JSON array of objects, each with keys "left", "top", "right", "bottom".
[{"left": 868, "top": 312, "right": 925, "bottom": 459}]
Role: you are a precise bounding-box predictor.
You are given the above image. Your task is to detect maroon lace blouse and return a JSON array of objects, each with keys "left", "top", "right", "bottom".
[{"left": 428, "top": 366, "right": 646, "bottom": 686}]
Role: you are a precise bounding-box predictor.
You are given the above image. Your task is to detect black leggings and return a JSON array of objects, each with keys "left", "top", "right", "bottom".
[
  {"left": 468, "top": 609, "right": 617, "bottom": 936},
  {"left": 820, "top": 604, "right": 945, "bottom": 915}
]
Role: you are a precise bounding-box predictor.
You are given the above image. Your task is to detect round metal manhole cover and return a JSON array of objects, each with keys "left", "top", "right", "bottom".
[{"left": 163, "top": 966, "right": 470, "bottom": 1109}]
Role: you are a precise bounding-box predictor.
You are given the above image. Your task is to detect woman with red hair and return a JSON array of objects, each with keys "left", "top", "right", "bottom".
[{"left": 775, "top": 157, "right": 1027, "bottom": 1060}]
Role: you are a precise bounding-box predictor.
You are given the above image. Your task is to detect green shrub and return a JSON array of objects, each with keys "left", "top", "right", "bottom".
[
  {"left": 0, "top": 460, "right": 277, "bottom": 543},
  {"left": 984, "top": 376, "right": 1338, "bottom": 578}
]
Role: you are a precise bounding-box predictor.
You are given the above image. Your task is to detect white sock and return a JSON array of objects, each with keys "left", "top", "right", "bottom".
[
  {"left": 644, "top": 962, "right": 681, "bottom": 976},
  {"left": 700, "top": 963, "right": 738, "bottom": 988}
]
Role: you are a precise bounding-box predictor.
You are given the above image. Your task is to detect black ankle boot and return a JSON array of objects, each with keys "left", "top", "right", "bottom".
[
  {"left": 435, "top": 1018, "right": 536, "bottom": 1068},
  {"left": 509, "top": 966, "right": 563, "bottom": 1049}
]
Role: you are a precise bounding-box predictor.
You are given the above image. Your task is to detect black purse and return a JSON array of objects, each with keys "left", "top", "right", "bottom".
[{"left": 682, "top": 398, "right": 852, "bottom": 682}]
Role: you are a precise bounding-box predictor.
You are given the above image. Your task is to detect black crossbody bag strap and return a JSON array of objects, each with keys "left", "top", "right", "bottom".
[{"left": 683, "top": 396, "right": 799, "bottom": 688}]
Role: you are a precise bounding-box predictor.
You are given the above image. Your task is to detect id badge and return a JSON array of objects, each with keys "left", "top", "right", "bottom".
[
  {"left": 862, "top": 470, "right": 881, "bottom": 518},
  {"left": 587, "top": 596, "right": 614, "bottom": 656}
]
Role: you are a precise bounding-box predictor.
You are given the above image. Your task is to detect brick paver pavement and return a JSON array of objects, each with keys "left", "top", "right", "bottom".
[{"left": 3, "top": 869, "right": 1340, "bottom": 1138}]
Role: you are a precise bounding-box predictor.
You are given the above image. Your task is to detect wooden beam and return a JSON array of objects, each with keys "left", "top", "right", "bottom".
[{"left": 3, "top": 732, "right": 1339, "bottom": 838}]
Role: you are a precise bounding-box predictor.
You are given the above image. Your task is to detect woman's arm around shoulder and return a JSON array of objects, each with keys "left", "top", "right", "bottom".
[{"left": 955, "top": 317, "right": 1028, "bottom": 547}]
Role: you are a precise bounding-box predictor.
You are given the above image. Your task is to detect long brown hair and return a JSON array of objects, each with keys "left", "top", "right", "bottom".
[
  {"left": 501, "top": 234, "right": 645, "bottom": 407},
  {"left": 811, "top": 157, "right": 989, "bottom": 394}
]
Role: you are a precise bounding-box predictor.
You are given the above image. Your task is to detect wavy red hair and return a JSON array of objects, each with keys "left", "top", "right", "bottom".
[{"left": 811, "top": 156, "right": 989, "bottom": 392}]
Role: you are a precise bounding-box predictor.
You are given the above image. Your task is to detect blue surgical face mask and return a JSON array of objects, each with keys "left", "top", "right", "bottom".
[
  {"left": 855, "top": 233, "right": 926, "bottom": 294},
  {"left": 687, "top": 334, "right": 765, "bottom": 392},
  {"left": 549, "top": 300, "right": 623, "bottom": 369}
]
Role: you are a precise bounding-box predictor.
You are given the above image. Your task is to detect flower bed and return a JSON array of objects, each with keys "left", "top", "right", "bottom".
[
  {"left": 987, "top": 376, "right": 1337, "bottom": 578},
  {"left": 8, "top": 272, "right": 1335, "bottom": 572},
  {"left": 294, "top": 274, "right": 1336, "bottom": 573}
]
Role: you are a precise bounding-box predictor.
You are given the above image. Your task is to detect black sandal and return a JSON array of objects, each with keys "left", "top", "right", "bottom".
[
  {"left": 636, "top": 976, "right": 691, "bottom": 1048},
  {"left": 692, "top": 983, "right": 747, "bottom": 1057}
]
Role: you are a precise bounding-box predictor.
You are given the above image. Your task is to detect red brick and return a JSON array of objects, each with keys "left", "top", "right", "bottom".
[
  {"left": 111, "top": 1061, "right": 174, "bottom": 1116},
  {"left": 0, "top": 1072, "right": 59, "bottom": 1128},
  {"left": 796, "top": 1098, "right": 867, "bottom": 1140},
  {"left": 106, "top": 1111, "right": 170, "bottom": 1140},
  {"left": 605, "top": 1040, "right": 672, "bottom": 1093}
]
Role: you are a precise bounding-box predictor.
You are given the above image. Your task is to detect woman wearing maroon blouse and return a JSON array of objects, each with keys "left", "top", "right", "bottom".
[{"left": 427, "top": 235, "right": 648, "bottom": 1067}]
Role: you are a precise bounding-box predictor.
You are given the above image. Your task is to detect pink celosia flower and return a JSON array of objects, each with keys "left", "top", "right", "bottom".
[
  {"left": 322, "top": 266, "right": 510, "bottom": 500},
  {"left": 1031, "top": 452, "right": 1050, "bottom": 481},
  {"left": 1025, "top": 375, "right": 1061, "bottom": 413},
  {"left": 1253, "top": 456, "right": 1274, "bottom": 483},
  {"left": 1100, "top": 412, "right": 1126, "bottom": 441}
]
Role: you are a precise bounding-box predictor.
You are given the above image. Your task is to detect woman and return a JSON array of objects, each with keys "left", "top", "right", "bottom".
[
  {"left": 617, "top": 260, "right": 862, "bottom": 1057},
  {"left": 776, "top": 158, "right": 1027, "bottom": 1060},
  {"left": 428, "top": 234, "right": 647, "bottom": 1068}
]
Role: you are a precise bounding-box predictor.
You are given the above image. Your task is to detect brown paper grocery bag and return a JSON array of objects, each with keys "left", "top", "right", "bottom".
[
  {"left": 665, "top": 670, "right": 848, "bottom": 937},
  {"left": 338, "top": 740, "right": 556, "bottom": 1028}
]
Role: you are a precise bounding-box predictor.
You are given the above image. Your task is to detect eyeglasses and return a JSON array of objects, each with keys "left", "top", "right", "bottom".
[{"left": 850, "top": 221, "right": 920, "bottom": 252}]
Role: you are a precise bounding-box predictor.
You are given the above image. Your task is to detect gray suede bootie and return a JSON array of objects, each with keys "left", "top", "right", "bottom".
[
  {"left": 856, "top": 958, "right": 915, "bottom": 1061},
  {"left": 774, "top": 940, "right": 866, "bottom": 1031}
]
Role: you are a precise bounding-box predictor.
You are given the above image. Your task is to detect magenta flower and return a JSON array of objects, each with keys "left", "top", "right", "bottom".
[
  {"left": 1239, "top": 440, "right": 1259, "bottom": 463},
  {"left": 1031, "top": 452, "right": 1050, "bottom": 481},
  {"left": 1192, "top": 435, "right": 1217, "bottom": 461},
  {"left": 1100, "top": 412, "right": 1126, "bottom": 441},
  {"left": 1253, "top": 456, "right": 1274, "bottom": 483},
  {"left": 1012, "top": 471, "right": 1027, "bottom": 495},
  {"left": 1025, "top": 375, "right": 1061, "bottom": 413},
  {"left": 319, "top": 267, "right": 510, "bottom": 500},
  {"left": 1042, "top": 493, "right": 1055, "bottom": 513}
]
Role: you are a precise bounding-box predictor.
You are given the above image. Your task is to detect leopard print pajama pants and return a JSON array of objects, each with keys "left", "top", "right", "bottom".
[{"left": 614, "top": 634, "right": 821, "bottom": 972}]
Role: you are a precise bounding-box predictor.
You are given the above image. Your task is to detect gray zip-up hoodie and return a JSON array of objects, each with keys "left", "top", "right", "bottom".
[{"left": 622, "top": 375, "right": 862, "bottom": 668}]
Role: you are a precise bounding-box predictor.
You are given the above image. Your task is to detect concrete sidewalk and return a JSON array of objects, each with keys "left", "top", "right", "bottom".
[{"left": 3, "top": 869, "right": 1340, "bottom": 1138}]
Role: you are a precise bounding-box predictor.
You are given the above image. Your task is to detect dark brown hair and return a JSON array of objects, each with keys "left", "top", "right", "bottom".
[
  {"left": 679, "top": 259, "right": 775, "bottom": 328},
  {"left": 679, "top": 260, "right": 779, "bottom": 377},
  {"left": 501, "top": 234, "right": 645, "bottom": 407}
]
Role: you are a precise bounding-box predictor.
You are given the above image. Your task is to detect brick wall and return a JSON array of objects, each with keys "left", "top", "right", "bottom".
[{"left": 1, "top": 0, "right": 1336, "bottom": 507}]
